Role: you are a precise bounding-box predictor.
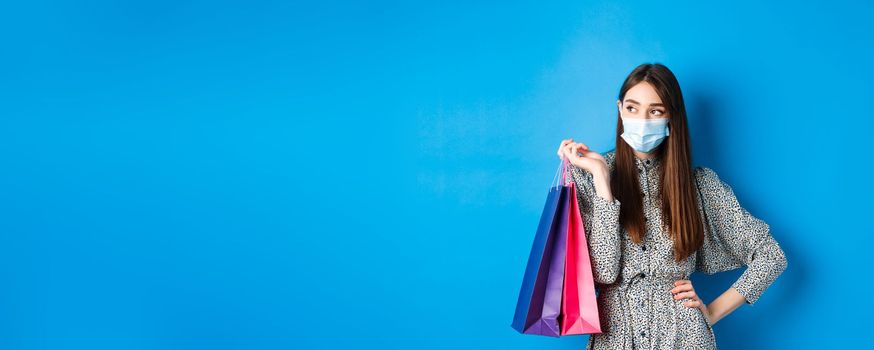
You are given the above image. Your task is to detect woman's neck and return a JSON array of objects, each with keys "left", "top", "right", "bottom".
[{"left": 633, "top": 150, "right": 658, "bottom": 160}]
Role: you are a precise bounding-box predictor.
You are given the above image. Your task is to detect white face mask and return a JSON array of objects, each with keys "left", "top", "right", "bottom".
[{"left": 620, "top": 117, "right": 670, "bottom": 153}]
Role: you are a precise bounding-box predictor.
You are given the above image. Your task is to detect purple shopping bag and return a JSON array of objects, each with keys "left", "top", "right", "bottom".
[{"left": 511, "top": 160, "right": 572, "bottom": 337}]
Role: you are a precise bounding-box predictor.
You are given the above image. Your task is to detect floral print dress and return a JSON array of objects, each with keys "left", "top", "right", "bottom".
[{"left": 566, "top": 150, "right": 788, "bottom": 349}]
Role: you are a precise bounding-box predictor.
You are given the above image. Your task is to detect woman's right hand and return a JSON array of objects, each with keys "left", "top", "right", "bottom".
[{"left": 556, "top": 138, "right": 607, "bottom": 175}]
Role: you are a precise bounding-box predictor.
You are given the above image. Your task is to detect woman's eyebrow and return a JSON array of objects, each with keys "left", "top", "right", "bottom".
[{"left": 624, "top": 98, "right": 665, "bottom": 107}]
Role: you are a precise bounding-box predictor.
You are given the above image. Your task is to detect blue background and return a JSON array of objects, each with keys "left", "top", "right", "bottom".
[{"left": 0, "top": 1, "right": 869, "bottom": 349}]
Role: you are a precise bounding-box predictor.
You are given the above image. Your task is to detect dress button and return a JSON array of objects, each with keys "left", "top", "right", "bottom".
[
  {"left": 641, "top": 331, "right": 646, "bottom": 337},
  {"left": 642, "top": 245, "right": 647, "bottom": 251},
  {"left": 640, "top": 273, "right": 646, "bottom": 278}
]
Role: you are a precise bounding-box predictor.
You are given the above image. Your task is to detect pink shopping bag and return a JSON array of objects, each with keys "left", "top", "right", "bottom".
[{"left": 560, "top": 171, "right": 602, "bottom": 335}]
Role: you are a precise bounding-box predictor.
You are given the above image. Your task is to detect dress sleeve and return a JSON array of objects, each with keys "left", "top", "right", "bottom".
[
  {"left": 566, "top": 163, "right": 623, "bottom": 285},
  {"left": 694, "top": 166, "right": 789, "bottom": 305}
]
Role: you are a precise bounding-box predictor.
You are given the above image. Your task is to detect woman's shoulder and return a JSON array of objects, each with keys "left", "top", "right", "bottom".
[
  {"left": 692, "top": 165, "right": 737, "bottom": 204},
  {"left": 692, "top": 165, "right": 721, "bottom": 188},
  {"left": 693, "top": 165, "right": 712, "bottom": 179},
  {"left": 603, "top": 149, "right": 617, "bottom": 171}
]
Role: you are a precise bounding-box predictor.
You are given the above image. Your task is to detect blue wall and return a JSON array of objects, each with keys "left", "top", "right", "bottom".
[{"left": 0, "top": 1, "right": 869, "bottom": 349}]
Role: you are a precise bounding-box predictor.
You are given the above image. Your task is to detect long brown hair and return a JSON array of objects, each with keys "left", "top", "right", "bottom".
[{"left": 612, "top": 63, "right": 703, "bottom": 263}]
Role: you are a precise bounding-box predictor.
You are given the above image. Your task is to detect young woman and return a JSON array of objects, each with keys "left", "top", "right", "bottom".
[{"left": 556, "top": 63, "right": 788, "bottom": 349}]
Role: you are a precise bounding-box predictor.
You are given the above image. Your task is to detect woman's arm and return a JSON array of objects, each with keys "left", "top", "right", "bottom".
[
  {"left": 694, "top": 166, "right": 789, "bottom": 311},
  {"left": 671, "top": 280, "right": 745, "bottom": 326},
  {"left": 591, "top": 166, "right": 615, "bottom": 202},
  {"left": 567, "top": 164, "right": 622, "bottom": 284},
  {"left": 560, "top": 141, "right": 622, "bottom": 285},
  {"left": 702, "top": 287, "right": 746, "bottom": 326}
]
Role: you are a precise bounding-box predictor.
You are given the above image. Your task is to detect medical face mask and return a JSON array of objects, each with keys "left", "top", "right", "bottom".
[{"left": 619, "top": 117, "right": 670, "bottom": 153}]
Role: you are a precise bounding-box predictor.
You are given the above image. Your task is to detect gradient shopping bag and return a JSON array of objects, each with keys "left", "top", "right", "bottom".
[
  {"left": 511, "top": 160, "right": 570, "bottom": 337},
  {"left": 560, "top": 176, "right": 603, "bottom": 335}
]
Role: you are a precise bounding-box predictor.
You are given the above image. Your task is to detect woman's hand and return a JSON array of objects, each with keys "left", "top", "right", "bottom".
[
  {"left": 672, "top": 279, "right": 714, "bottom": 326},
  {"left": 556, "top": 139, "right": 607, "bottom": 174},
  {"left": 556, "top": 139, "right": 614, "bottom": 201}
]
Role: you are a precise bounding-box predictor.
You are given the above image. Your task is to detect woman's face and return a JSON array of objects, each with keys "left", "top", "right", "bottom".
[{"left": 617, "top": 82, "right": 668, "bottom": 120}]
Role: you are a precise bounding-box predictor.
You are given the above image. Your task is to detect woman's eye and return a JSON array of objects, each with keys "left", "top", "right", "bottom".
[
  {"left": 627, "top": 106, "right": 637, "bottom": 112},
  {"left": 651, "top": 110, "right": 664, "bottom": 116}
]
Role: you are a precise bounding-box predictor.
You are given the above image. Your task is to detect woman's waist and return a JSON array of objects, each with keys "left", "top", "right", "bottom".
[
  {"left": 597, "top": 276, "right": 691, "bottom": 306},
  {"left": 600, "top": 271, "right": 690, "bottom": 291}
]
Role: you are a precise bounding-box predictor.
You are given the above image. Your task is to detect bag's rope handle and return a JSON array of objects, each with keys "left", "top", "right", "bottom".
[
  {"left": 551, "top": 158, "right": 562, "bottom": 188},
  {"left": 551, "top": 157, "right": 570, "bottom": 188}
]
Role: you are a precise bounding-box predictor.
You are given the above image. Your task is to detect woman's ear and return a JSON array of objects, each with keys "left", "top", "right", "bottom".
[{"left": 616, "top": 99, "right": 622, "bottom": 110}]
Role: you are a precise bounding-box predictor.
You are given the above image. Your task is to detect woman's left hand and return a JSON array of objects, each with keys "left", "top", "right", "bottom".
[{"left": 671, "top": 279, "right": 714, "bottom": 326}]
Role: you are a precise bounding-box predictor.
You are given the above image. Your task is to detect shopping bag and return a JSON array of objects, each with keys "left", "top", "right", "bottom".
[
  {"left": 560, "top": 174, "right": 603, "bottom": 335},
  {"left": 511, "top": 160, "right": 569, "bottom": 336}
]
